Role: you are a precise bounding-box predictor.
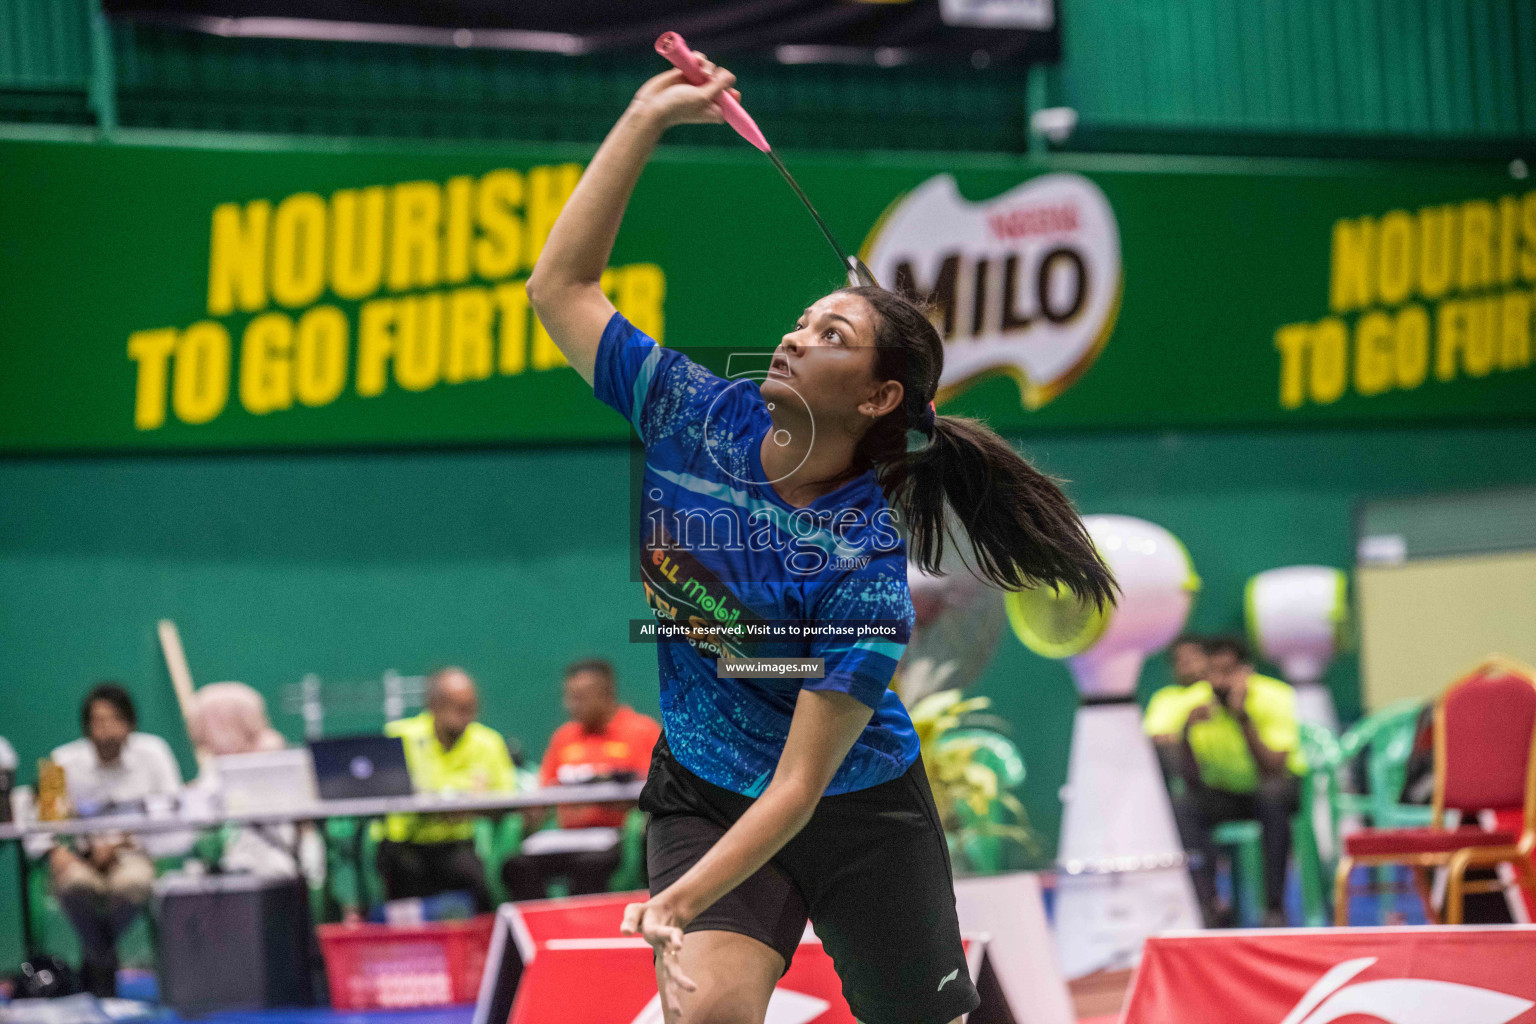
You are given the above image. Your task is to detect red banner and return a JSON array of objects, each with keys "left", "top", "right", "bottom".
[
  {"left": 1123, "top": 926, "right": 1536, "bottom": 1024},
  {"left": 512, "top": 944, "right": 859, "bottom": 1024},
  {"left": 495, "top": 892, "right": 989, "bottom": 1024}
]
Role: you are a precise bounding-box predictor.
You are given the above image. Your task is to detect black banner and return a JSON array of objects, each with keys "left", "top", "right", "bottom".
[{"left": 106, "top": 0, "right": 1060, "bottom": 67}]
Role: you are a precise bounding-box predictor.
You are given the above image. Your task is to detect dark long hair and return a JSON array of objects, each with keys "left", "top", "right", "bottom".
[
  {"left": 81, "top": 682, "right": 137, "bottom": 734},
  {"left": 842, "top": 286, "right": 1117, "bottom": 609}
]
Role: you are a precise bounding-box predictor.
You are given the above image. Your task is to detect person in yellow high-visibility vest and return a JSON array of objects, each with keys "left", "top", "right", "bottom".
[
  {"left": 1146, "top": 636, "right": 1305, "bottom": 927},
  {"left": 376, "top": 667, "right": 517, "bottom": 912}
]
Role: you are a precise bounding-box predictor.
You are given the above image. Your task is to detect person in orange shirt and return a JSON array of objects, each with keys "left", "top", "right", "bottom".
[{"left": 502, "top": 659, "right": 660, "bottom": 900}]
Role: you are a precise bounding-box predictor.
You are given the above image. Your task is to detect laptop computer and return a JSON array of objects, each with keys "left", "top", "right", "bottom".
[
  {"left": 216, "top": 748, "right": 319, "bottom": 814},
  {"left": 308, "top": 735, "right": 415, "bottom": 801}
]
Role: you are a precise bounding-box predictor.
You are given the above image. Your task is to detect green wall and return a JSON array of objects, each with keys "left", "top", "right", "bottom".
[{"left": 4, "top": 420, "right": 1536, "bottom": 966}]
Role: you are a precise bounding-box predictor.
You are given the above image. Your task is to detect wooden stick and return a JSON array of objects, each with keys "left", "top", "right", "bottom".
[{"left": 157, "top": 619, "right": 202, "bottom": 762}]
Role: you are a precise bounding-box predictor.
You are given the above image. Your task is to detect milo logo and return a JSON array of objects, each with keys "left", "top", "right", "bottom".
[{"left": 862, "top": 173, "right": 1122, "bottom": 409}]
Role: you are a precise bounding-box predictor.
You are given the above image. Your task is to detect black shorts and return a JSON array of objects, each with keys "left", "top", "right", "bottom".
[{"left": 640, "top": 734, "right": 980, "bottom": 1024}]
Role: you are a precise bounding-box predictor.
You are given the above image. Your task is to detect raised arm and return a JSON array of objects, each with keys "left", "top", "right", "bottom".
[{"left": 525, "top": 56, "right": 738, "bottom": 386}]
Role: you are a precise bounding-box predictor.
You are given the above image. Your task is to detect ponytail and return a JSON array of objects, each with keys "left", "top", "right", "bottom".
[
  {"left": 889, "top": 414, "right": 1117, "bottom": 608},
  {"left": 841, "top": 286, "right": 1117, "bottom": 608}
]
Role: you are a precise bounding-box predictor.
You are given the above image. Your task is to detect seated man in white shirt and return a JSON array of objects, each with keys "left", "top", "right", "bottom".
[{"left": 45, "top": 684, "right": 183, "bottom": 996}]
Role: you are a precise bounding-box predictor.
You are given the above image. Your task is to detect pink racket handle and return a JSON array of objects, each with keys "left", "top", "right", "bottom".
[{"left": 655, "top": 31, "right": 771, "bottom": 154}]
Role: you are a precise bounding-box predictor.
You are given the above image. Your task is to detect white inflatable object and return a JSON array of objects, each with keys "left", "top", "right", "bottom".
[
  {"left": 1245, "top": 565, "right": 1347, "bottom": 733},
  {"left": 1009, "top": 515, "right": 1201, "bottom": 698},
  {"left": 1245, "top": 565, "right": 1349, "bottom": 857},
  {"left": 1246, "top": 566, "right": 1348, "bottom": 688},
  {"left": 1006, "top": 514, "right": 1204, "bottom": 977}
]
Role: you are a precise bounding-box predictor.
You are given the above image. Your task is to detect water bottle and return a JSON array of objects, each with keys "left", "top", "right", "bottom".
[{"left": 10, "top": 785, "right": 35, "bottom": 826}]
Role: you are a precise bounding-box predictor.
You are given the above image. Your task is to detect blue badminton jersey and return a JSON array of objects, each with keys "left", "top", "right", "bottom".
[{"left": 593, "top": 311, "right": 920, "bottom": 797}]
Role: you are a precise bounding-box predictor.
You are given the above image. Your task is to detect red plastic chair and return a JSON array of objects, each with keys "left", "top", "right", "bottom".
[{"left": 1332, "top": 655, "right": 1536, "bottom": 925}]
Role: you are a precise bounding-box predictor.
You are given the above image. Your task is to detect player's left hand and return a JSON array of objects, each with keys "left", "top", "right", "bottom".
[{"left": 621, "top": 896, "right": 697, "bottom": 1014}]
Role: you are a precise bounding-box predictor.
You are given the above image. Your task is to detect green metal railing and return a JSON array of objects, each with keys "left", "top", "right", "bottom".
[
  {"left": 1, "top": 0, "right": 1531, "bottom": 155},
  {"left": 1052, "top": 0, "right": 1534, "bottom": 156}
]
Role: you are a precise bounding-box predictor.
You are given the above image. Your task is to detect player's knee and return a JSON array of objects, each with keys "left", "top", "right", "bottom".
[
  {"left": 682, "top": 1005, "right": 765, "bottom": 1024},
  {"left": 54, "top": 866, "right": 107, "bottom": 903},
  {"left": 671, "top": 975, "right": 774, "bottom": 1024},
  {"left": 108, "top": 858, "right": 156, "bottom": 906},
  {"left": 109, "top": 878, "right": 153, "bottom": 908}
]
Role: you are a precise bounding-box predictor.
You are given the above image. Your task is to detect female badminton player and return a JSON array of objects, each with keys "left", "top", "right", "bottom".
[{"left": 526, "top": 55, "right": 1115, "bottom": 1024}]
